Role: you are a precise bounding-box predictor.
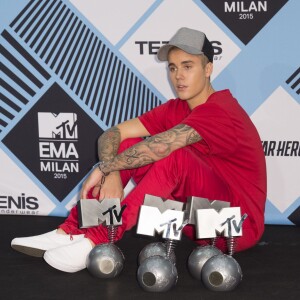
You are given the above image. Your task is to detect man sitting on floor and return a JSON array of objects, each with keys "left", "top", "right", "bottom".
[{"left": 11, "top": 27, "right": 267, "bottom": 273}]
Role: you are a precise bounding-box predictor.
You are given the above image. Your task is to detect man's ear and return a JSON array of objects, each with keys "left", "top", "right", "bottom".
[{"left": 205, "top": 62, "right": 213, "bottom": 78}]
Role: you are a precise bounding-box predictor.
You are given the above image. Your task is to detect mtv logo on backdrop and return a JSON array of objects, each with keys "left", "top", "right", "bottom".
[
  {"left": 38, "top": 113, "right": 78, "bottom": 139},
  {"left": 38, "top": 112, "right": 79, "bottom": 175},
  {"left": 2, "top": 83, "right": 102, "bottom": 201}
]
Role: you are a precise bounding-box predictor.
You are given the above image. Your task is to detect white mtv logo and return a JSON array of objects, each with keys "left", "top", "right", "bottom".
[
  {"left": 195, "top": 207, "right": 244, "bottom": 239},
  {"left": 38, "top": 112, "right": 78, "bottom": 139},
  {"left": 137, "top": 194, "right": 185, "bottom": 240},
  {"left": 137, "top": 205, "right": 185, "bottom": 240}
]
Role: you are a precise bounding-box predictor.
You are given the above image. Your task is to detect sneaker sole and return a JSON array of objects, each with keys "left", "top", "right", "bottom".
[
  {"left": 11, "top": 245, "right": 45, "bottom": 257},
  {"left": 44, "top": 252, "right": 83, "bottom": 273}
]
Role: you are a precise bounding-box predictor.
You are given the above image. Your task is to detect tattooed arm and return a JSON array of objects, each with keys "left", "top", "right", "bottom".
[
  {"left": 98, "top": 126, "right": 121, "bottom": 161},
  {"left": 98, "top": 117, "right": 151, "bottom": 161},
  {"left": 81, "top": 118, "right": 150, "bottom": 199},
  {"left": 99, "top": 123, "right": 202, "bottom": 174},
  {"left": 81, "top": 119, "right": 201, "bottom": 199}
]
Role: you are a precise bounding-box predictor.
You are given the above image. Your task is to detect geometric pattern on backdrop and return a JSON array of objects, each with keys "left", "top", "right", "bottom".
[
  {"left": 5, "top": 0, "right": 162, "bottom": 127},
  {"left": 0, "top": 0, "right": 299, "bottom": 224},
  {"left": 3, "top": 83, "right": 103, "bottom": 201},
  {"left": 201, "top": 0, "right": 289, "bottom": 44},
  {"left": 118, "top": 0, "right": 242, "bottom": 100},
  {"left": 251, "top": 86, "right": 300, "bottom": 213},
  {"left": 0, "top": 0, "right": 163, "bottom": 213},
  {"left": 286, "top": 67, "right": 300, "bottom": 95}
]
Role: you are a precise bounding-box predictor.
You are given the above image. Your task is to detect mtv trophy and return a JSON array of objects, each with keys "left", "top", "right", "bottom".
[
  {"left": 78, "top": 198, "right": 126, "bottom": 279},
  {"left": 136, "top": 194, "right": 188, "bottom": 292},
  {"left": 186, "top": 196, "right": 247, "bottom": 291}
]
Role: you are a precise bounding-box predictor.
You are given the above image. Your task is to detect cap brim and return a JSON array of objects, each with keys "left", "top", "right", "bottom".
[
  {"left": 157, "top": 43, "right": 204, "bottom": 61},
  {"left": 157, "top": 44, "right": 173, "bottom": 61}
]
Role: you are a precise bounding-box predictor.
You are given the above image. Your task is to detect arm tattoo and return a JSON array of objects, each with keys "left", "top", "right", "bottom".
[
  {"left": 187, "top": 129, "right": 201, "bottom": 145},
  {"left": 98, "top": 126, "right": 121, "bottom": 161},
  {"left": 100, "top": 124, "right": 201, "bottom": 174}
]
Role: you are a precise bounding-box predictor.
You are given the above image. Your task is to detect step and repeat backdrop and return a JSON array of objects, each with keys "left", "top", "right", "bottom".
[{"left": 0, "top": 0, "right": 299, "bottom": 225}]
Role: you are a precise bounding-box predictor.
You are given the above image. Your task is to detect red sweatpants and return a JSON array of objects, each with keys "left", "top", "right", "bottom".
[{"left": 59, "top": 138, "right": 254, "bottom": 252}]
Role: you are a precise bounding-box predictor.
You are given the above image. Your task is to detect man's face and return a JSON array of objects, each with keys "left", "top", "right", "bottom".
[{"left": 167, "top": 48, "right": 213, "bottom": 108}]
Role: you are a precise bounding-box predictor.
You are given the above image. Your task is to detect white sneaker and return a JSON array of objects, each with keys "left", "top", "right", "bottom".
[
  {"left": 44, "top": 238, "right": 93, "bottom": 273},
  {"left": 11, "top": 230, "right": 85, "bottom": 257}
]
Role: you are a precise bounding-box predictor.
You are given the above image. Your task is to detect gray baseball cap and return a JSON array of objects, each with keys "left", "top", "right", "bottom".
[{"left": 157, "top": 27, "right": 214, "bottom": 62}]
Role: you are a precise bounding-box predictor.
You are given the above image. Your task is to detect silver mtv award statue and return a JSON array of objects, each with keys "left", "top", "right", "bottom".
[
  {"left": 77, "top": 198, "right": 126, "bottom": 228},
  {"left": 79, "top": 198, "right": 126, "bottom": 279},
  {"left": 186, "top": 196, "right": 247, "bottom": 291},
  {"left": 136, "top": 194, "right": 188, "bottom": 292},
  {"left": 185, "top": 196, "right": 230, "bottom": 225}
]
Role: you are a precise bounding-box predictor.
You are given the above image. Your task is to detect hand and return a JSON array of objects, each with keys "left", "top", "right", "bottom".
[
  {"left": 98, "top": 171, "right": 124, "bottom": 201},
  {"left": 80, "top": 167, "right": 103, "bottom": 199}
]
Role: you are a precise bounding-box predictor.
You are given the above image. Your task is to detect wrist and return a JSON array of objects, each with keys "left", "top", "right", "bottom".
[{"left": 97, "top": 161, "right": 110, "bottom": 177}]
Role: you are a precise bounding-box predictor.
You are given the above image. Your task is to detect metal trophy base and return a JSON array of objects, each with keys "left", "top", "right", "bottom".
[
  {"left": 138, "top": 242, "right": 176, "bottom": 265},
  {"left": 137, "top": 255, "right": 178, "bottom": 292},
  {"left": 187, "top": 245, "right": 222, "bottom": 280},
  {"left": 201, "top": 254, "right": 242, "bottom": 291},
  {"left": 86, "top": 243, "right": 125, "bottom": 279}
]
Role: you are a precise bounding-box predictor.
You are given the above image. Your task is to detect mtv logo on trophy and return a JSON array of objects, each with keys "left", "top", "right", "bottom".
[
  {"left": 136, "top": 194, "right": 185, "bottom": 240},
  {"left": 78, "top": 198, "right": 126, "bottom": 228},
  {"left": 136, "top": 194, "right": 188, "bottom": 292},
  {"left": 186, "top": 196, "right": 247, "bottom": 292},
  {"left": 79, "top": 198, "right": 127, "bottom": 279}
]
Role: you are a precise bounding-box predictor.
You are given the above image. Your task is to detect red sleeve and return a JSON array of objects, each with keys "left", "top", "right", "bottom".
[
  {"left": 182, "top": 103, "right": 238, "bottom": 156},
  {"left": 138, "top": 101, "right": 172, "bottom": 135}
]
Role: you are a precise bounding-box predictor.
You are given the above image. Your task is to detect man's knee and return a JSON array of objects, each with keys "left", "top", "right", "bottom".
[
  {"left": 150, "top": 148, "right": 190, "bottom": 177},
  {"left": 157, "top": 148, "right": 191, "bottom": 167}
]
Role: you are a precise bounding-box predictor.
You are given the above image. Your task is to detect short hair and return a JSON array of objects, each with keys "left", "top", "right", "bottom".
[
  {"left": 168, "top": 46, "right": 211, "bottom": 68},
  {"left": 199, "top": 54, "right": 210, "bottom": 67}
]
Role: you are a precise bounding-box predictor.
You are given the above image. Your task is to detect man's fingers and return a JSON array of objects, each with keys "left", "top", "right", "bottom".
[{"left": 92, "top": 186, "right": 100, "bottom": 198}]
